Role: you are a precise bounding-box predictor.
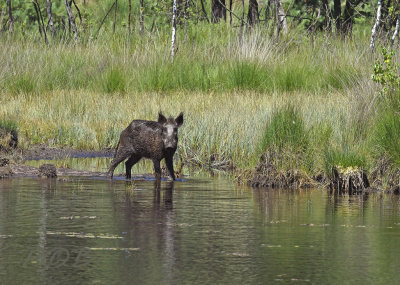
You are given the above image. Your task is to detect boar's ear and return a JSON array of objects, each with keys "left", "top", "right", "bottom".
[
  {"left": 175, "top": 112, "right": 184, "bottom": 127},
  {"left": 158, "top": 112, "right": 167, "bottom": 124}
]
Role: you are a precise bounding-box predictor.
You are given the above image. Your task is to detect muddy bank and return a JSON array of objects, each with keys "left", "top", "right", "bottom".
[
  {"left": 237, "top": 152, "right": 399, "bottom": 194},
  {"left": 1, "top": 162, "right": 160, "bottom": 180},
  {"left": 22, "top": 144, "right": 114, "bottom": 161}
]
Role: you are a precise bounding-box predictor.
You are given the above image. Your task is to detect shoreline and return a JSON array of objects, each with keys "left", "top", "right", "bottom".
[{"left": 0, "top": 145, "right": 396, "bottom": 194}]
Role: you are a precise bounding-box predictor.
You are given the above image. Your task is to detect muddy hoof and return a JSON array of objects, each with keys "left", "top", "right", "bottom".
[
  {"left": 0, "top": 166, "right": 13, "bottom": 178},
  {"left": 38, "top": 164, "right": 57, "bottom": 178}
]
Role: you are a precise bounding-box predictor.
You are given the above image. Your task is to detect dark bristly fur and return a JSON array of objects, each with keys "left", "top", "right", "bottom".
[{"left": 108, "top": 112, "right": 184, "bottom": 180}]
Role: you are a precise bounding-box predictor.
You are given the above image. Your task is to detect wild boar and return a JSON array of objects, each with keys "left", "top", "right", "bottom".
[{"left": 108, "top": 112, "right": 184, "bottom": 180}]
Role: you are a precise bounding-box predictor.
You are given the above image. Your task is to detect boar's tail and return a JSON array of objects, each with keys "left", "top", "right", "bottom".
[{"left": 113, "top": 140, "right": 120, "bottom": 158}]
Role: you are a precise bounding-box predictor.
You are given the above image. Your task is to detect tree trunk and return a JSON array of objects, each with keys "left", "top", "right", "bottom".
[
  {"left": 239, "top": 0, "right": 244, "bottom": 44},
  {"left": 33, "top": 0, "right": 48, "bottom": 44},
  {"left": 276, "top": 0, "right": 287, "bottom": 34},
  {"left": 321, "top": 0, "right": 331, "bottom": 31},
  {"left": 265, "top": 0, "right": 274, "bottom": 29},
  {"left": 342, "top": 0, "right": 355, "bottom": 36},
  {"left": 171, "top": 0, "right": 177, "bottom": 59},
  {"left": 128, "top": 0, "right": 132, "bottom": 35},
  {"left": 6, "top": 0, "right": 13, "bottom": 33},
  {"left": 212, "top": 0, "right": 226, "bottom": 23},
  {"left": 392, "top": 14, "right": 400, "bottom": 45},
  {"left": 200, "top": 0, "right": 210, "bottom": 23},
  {"left": 65, "top": 0, "right": 78, "bottom": 40},
  {"left": 183, "top": 0, "right": 189, "bottom": 43},
  {"left": 333, "top": 0, "right": 341, "bottom": 34},
  {"left": 247, "top": 0, "right": 259, "bottom": 26},
  {"left": 140, "top": 0, "right": 144, "bottom": 35},
  {"left": 370, "top": 0, "right": 382, "bottom": 50},
  {"left": 46, "top": 0, "right": 55, "bottom": 38},
  {"left": 113, "top": 0, "right": 118, "bottom": 34},
  {"left": 229, "top": 0, "right": 233, "bottom": 25}
]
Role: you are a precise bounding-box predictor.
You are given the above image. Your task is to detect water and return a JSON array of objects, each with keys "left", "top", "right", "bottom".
[{"left": 1, "top": 175, "right": 400, "bottom": 284}]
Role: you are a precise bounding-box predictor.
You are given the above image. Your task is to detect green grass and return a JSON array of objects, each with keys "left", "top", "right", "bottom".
[
  {"left": 259, "top": 105, "right": 308, "bottom": 153},
  {"left": 0, "top": 119, "right": 18, "bottom": 133},
  {"left": 0, "top": 25, "right": 367, "bottom": 95},
  {"left": 324, "top": 148, "right": 367, "bottom": 178},
  {"left": 372, "top": 100, "right": 400, "bottom": 168}
]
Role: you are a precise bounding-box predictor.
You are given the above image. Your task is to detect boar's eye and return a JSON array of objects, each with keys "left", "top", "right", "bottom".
[{"left": 173, "top": 128, "right": 178, "bottom": 133}]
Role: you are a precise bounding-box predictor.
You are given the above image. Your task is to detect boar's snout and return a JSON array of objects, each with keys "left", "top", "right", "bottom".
[
  {"left": 159, "top": 112, "right": 184, "bottom": 153},
  {"left": 162, "top": 125, "right": 178, "bottom": 150}
]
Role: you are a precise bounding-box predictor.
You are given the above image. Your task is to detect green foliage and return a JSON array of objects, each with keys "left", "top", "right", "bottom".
[
  {"left": 259, "top": 105, "right": 308, "bottom": 153},
  {"left": 372, "top": 48, "right": 400, "bottom": 98}
]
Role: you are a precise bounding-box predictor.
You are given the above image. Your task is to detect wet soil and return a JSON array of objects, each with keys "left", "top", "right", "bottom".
[{"left": 22, "top": 144, "right": 114, "bottom": 160}]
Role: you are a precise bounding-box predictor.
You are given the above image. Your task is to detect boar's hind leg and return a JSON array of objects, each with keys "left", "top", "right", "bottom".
[
  {"left": 125, "top": 155, "right": 141, "bottom": 179},
  {"left": 165, "top": 157, "right": 176, "bottom": 181},
  {"left": 109, "top": 149, "right": 132, "bottom": 179}
]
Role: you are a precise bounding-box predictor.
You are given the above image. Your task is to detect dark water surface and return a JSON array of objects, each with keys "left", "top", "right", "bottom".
[{"left": 1, "top": 176, "right": 400, "bottom": 284}]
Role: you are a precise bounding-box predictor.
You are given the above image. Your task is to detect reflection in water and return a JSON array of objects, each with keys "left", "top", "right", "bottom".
[{"left": 1, "top": 178, "right": 400, "bottom": 284}]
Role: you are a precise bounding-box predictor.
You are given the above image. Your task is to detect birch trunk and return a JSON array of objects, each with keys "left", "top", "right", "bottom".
[
  {"left": 171, "top": 0, "right": 177, "bottom": 59},
  {"left": 46, "top": 0, "right": 55, "bottom": 38},
  {"left": 65, "top": 0, "right": 78, "bottom": 40},
  {"left": 370, "top": 0, "right": 382, "bottom": 50},
  {"left": 276, "top": 0, "right": 287, "bottom": 34},
  {"left": 392, "top": 15, "right": 400, "bottom": 45}
]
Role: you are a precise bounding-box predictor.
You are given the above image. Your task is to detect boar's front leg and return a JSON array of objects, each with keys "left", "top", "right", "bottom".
[
  {"left": 165, "top": 156, "right": 176, "bottom": 181},
  {"left": 125, "top": 155, "right": 141, "bottom": 179},
  {"left": 152, "top": 159, "right": 162, "bottom": 181}
]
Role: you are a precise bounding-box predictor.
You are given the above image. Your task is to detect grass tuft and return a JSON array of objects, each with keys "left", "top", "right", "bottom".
[{"left": 259, "top": 105, "right": 308, "bottom": 153}]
